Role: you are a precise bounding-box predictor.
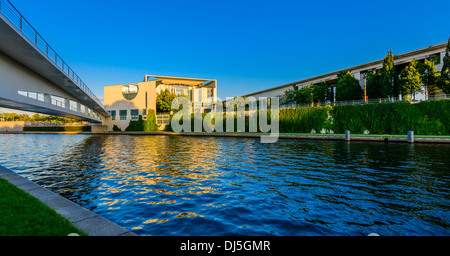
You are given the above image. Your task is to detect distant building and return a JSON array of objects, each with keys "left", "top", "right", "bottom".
[
  {"left": 241, "top": 42, "right": 447, "bottom": 104},
  {"left": 104, "top": 75, "right": 217, "bottom": 131}
]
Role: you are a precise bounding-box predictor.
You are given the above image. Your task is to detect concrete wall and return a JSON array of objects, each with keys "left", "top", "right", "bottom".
[
  {"left": 104, "top": 79, "right": 218, "bottom": 131},
  {"left": 104, "top": 81, "right": 156, "bottom": 131},
  {"left": 0, "top": 121, "right": 24, "bottom": 131},
  {"left": 92, "top": 125, "right": 108, "bottom": 133}
]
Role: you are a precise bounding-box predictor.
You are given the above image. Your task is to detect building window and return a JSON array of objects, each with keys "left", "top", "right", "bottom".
[
  {"left": 176, "top": 88, "right": 184, "bottom": 95},
  {"left": 80, "top": 104, "right": 86, "bottom": 114},
  {"left": 196, "top": 88, "right": 202, "bottom": 102},
  {"left": 130, "top": 109, "right": 139, "bottom": 120},
  {"left": 157, "top": 115, "right": 170, "bottom": 125},
  {"left": 70, "top": 100, "right": 77, "bottom": 112},
  {"left": 207, "top": 88, "right": 213, "bottom": 99},
  {"left": 119, "top": 110, "right": 127, "bottom": 120},
  {"left": 18, "top": 91, "right": 44, "bottom": 102},
  {"left": 122, "top": 84, "right": 139, "bottom": 100},
  {"left": 28, "top": 92, "right": 37, "bottom": 100},
  {"left": 51, "top": 95, "right": 65, "bottom": 108},
  {"left": 109, "top": 110, "right": 116, "bottom": 120}
]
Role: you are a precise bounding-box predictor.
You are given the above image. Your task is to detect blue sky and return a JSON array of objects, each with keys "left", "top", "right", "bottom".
[{"left": 10, "top": 0, "right": 450, "bottom": 99}]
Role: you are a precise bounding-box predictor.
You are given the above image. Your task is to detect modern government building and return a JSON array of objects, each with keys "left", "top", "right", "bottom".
[
  {"left": 104, "top": 75, "right": 217, "bottom": 130},
  {"left": 102, "top": 41, "right": 447, "bottom": 131}
]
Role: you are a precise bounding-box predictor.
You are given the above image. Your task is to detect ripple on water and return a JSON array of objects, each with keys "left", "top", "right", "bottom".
[{"left": 0, "top": 135, "right": 449, "bottom": 236}]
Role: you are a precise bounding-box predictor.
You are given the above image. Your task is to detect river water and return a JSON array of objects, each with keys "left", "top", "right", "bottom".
[{"left": 0, "top": 134, "right": 449, "bottom": 236}]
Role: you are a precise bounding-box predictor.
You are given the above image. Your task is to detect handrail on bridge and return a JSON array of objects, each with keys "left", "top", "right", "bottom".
[{"left": 0, "top": 0, "right": 105, "bottom": 110}]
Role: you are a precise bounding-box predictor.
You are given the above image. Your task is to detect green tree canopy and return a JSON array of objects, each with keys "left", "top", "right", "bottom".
[
  {"left": 156, "top": 89, "right": 178, "bottom": 113},
  {"left": 312, "top": 81, "right": 330, "bottom": 103},
  {"left": 365, "top": 69, "right": 382, "bottom": 99},
  {"left": 280, "top": 85, "right": 312, "bottom": 106},
  {"left": 440, "top": 36, "right": 450, "bottom": 94},
  {"left": 335, "top": 72, "right": 363, "bottom": 101},
  {"left": 418, "top": 58, "right": 441, "bottom": 97},
  {"left": 280, "top": 82, "right": 331, "bottom": 106},
  {"left": 399, "top": 59, "right": 422, "bottom": 101},
  {"left": 0, "top": 112, "right": 80, "bottom": 123},
  {"left": 380, "top": 50, "right": 396, "bottom": 98}
]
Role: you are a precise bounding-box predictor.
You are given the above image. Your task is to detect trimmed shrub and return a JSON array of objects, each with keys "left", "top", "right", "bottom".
[
  {"left": 332, "top": 100, "right": 450, "bottom": 135},
  {"left": 112, "top": 124, "right": 121, "bottom": 132},
  {"left": 163, "top": 100, "right": 449, "bottom": 135},
  {"left": 23, "top": 126, "right": 91, "bottom": 132},
  {"left": 144, "top": 109, "right": 158, "bottom": 131}
]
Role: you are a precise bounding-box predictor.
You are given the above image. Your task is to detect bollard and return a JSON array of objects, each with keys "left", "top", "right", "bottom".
[
  {"left": 345, "top": 130, "right": 350, "bottom": 141},
  {"left": 407, "top": 131, "right": 414, "bottom": 143}
]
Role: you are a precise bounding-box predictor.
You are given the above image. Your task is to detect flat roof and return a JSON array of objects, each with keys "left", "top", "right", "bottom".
[{"left": 145, "top": 75, "right": 215, "bottom": 87}]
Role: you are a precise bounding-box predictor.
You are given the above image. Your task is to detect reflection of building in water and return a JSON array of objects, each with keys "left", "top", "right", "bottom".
[
  {"left": 100, "top": 136, "right": 223, "bottom": 193},
  {"left": 104, "top": 75, "right": 217, "bottom": 131}
]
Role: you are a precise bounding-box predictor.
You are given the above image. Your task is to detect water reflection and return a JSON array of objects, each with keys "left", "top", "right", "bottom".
[{"left": 0, "top": 134, "right": 449, "bottom": 236}]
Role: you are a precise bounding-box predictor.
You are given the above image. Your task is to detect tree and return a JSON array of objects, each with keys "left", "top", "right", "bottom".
[
  {"left": 297, "top": 84, "right": 314, "bottom": 104},
  {"left": 380, "top": 50, "right": 396, "bottom": 98},
  {"left": 365, "top": 69, "right": 382, "bottom": 99},
  {"left": 418, "top": 58, "right": 441, "bottom": 98},
  {"left": 280, "top": 84, "right": 313, "bottom": 106},
  {"left": 312, "top": 81, "right": 330, "bottom": 104},
  {"left": 440, "top": 36, "right": 450, "bottom": 94},
  {"left": 280, "top": 88, "right": 298, "bottom": 106},
  {"left": 143, "top": 109, "right": 158, "bottom": 131},
  {"left": 156, "top": 89, "right": 178, "bottom": 113},
  {"left": 281, "top": 82, "right": 331, "bottom": 106},
  {"left": 335, "top": 71, "right": 363, "bottom": 101},
  {"left": 399, "top": 59, "right": 422, "bottom": 101}
]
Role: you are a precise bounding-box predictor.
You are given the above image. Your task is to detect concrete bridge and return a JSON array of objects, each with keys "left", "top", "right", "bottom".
[{"left": 0, "top": 0, "right": 110, "bottom": 123}]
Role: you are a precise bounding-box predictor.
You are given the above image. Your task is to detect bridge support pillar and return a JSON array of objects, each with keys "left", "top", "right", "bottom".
[{"left": 91, "top": 125, "right": 107, "bottom": 134}]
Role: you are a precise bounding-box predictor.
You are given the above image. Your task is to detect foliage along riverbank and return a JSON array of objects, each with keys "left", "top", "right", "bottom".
[{"left": 164, "top": 100, "right": 450, "bottom": 136}]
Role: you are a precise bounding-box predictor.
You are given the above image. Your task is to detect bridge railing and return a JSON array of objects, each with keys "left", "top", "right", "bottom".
[{"left": 0, "top": 0, "right": 105, "bottom": 110}]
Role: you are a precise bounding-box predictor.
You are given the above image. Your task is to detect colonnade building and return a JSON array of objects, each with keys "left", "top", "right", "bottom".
[{"left": 241, "top": 42, "right": 448, "bottom": 104}]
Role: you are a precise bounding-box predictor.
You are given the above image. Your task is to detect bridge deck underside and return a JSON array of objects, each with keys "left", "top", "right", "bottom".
[{"left": 0, "top": 97, "right": 101, "bottom": 122}]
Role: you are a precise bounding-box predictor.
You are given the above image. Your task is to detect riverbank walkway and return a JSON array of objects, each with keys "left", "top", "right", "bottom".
[{"left": 1, "top": 131, "right": 450, "bottom": 144}]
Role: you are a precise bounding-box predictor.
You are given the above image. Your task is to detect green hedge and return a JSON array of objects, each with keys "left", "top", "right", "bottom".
[
  {"left": 165, "top": 107, "right": 332, "bottom": 133},
  {"left": 332, "top": 100, "right": 450, "bottom": 135},
  {"left": 278, "top": 106, "right": 332, "bottom": 133},
  {"left": 23, "top": 126, "right": 91, "bottom": 132},
  {"left": 125, "top": 111, "right": 158, "bottom": 132},
  {"left": 163, "top": 100, "right": 450, "bottom": 135}
]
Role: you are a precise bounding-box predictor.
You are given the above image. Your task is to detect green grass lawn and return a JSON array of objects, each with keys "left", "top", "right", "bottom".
[{"left": 0, "top": 178, "right": 87, "bottom": 236}]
